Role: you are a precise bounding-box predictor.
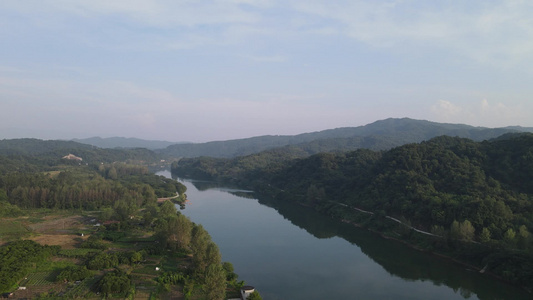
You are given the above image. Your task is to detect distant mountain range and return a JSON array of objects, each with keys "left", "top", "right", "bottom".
[
  {"left": 4, "top": 118, "right": 533, "bottom": 159},
  {"left": 72, "top": 137, "right": 183, "bottom": 150},
  {"left": 158, "top": 118, "right": 533, "bottom": 158}
]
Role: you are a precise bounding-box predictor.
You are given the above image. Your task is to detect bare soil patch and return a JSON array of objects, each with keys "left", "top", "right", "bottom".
[
  {"left": 29, "top": 234, "right": 85, "bottom": 249},
  {"left": 11, "top": 282, "right": 67, "bottom": 299},
  {"left": 28, "top": 215, "right": 87, "bottom": 234}
]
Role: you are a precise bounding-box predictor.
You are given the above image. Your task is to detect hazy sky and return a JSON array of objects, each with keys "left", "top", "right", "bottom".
[{"left": 1, "top": 1, "right": 532, "bottom": 142}]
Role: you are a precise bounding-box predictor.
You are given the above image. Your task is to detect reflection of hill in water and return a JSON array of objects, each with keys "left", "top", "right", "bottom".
[{"left": 257, "top": 195, "right": 529, "bottom": 300}]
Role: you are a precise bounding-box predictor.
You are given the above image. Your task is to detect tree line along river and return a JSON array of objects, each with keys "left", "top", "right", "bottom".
[{"left": 157, "top": 170, "right": 530, "bottom": 300}]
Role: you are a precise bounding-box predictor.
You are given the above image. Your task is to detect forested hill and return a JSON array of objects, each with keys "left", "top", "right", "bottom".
[
  {"left": 173, "top": 133, "right": 533, "bottom": 244},
  {"left": 159, "top": 118, "right": 533, "bottom": 158},
  {"left": 172, "top": 133, "right": 533, "bottom": 286},
  {"left": 0, "top": 138, "right": 160, "bottom": 174},
  {"left": 72, "top": 136, "right": 180, "bottom": 150}
]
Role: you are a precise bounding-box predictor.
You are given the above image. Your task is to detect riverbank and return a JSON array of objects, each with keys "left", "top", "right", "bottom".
[
  {"left": 0, "top": 204, "right": 244, "bottom": 299},
  {"left": 321, "top": 200, "right": 533, "bottom": 295}
]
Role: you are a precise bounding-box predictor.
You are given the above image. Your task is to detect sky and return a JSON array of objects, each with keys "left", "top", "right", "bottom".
[{"left": 1, "top": 0, "right": 533, "bottom": 142}]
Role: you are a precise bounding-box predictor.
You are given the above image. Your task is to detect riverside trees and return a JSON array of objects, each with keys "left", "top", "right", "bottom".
[
  {"left": 0, "top": 139, "right": 233, "bottom": 297},
  {"left": 172, "top": 133, "right": 533, "bottom": 287}
]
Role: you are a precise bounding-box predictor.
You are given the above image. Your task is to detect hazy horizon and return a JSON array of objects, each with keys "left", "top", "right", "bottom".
[
  {"left": 2, "top": 116, "right": 532, "bottom": 144},
  {"left": 2, "top": 1, "right": 532, "bottom": 142}
]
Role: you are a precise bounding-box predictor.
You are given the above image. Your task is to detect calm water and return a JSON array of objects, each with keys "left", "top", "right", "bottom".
[{"left": 156, "top": 170, "right": 530, "bottom": 300}]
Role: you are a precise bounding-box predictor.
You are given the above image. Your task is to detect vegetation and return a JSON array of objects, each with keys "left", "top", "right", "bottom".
[
  {"left": 56, "top": 266, "right": 92, "bottom": 282},
  {"left": 0, "top": 138, "right": 248, "bottom": 299},
  {"left": 247, "top": 290, "right": 263, "bottom": 300},
  {"left": 173, "top": 133, "right": 533, "bottom": 288},
  {"left": 0, "top": 240, "right": 59, "bottom": 292},
  {"left": 162, "top": 117, "right": 532, "bottom": 158}
]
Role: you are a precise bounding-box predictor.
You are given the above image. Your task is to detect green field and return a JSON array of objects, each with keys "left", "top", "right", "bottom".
[
  {"left": 61, "top": 275, "right": 100, "bottom": 298},
  {"left": 22, "top": 271, "right": 59, "bottom": 286},
  {"left": 0, "top": 220, "right": 29, "bottom": 238}
]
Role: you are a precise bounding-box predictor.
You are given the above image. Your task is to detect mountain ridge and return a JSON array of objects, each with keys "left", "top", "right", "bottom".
[
  {"left": 72, "top": 136, "right": 185, "bottom": 150},
  {"left": 159, "top": 118, "right": 533, "bottom": 158}
]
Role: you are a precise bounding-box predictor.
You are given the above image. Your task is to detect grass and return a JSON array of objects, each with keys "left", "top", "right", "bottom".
[
  {"left": 35, "top": 259, "right": 77, "bottom": 272},
  {"left": 62, "top": 275, "right": 101, "bottom": 298},
  {"left": 0, "top": 219, "right": 30, "bottom": 241},
  {"left": 132, "top": 265, "right": 161, "bottom": 276},
  {"left": 0, "top": 220, "right": 29, "bottom": 234},
  {"left": 22, "top": 271, "right": 60, "bottom": 286}
]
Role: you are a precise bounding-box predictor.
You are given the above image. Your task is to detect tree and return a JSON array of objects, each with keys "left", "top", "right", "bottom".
[
  {"left": 165, "top": 214, "right": 192, "bottom": 250},
  {"left": 450, "top": 220, "right": 475, "bottom": 241},
  {"left": 98, "top": 269, "right": 130, "bottom": 295},
  {"left": 205, "top": 242, "right": 222, "bottom": 269},
  {"left": 203, "top": 264, "right": 226, "bottom": 300},
  {"left": 56, "top": 266, "right": 92, "bottom": 282},
  {"left": 191, "top": 224, "right": 211, "bottom": 272},
  {"left": 450, "top": 220, "right": 461, "bottom": 240},
  {"left": 130, "top": 251, "right": 143, "bottom": 264},
  {"left": 107, "top": 166, "right": 118, "bottom": 180},
  {"left": 518, "top": 225, "right": 530, "bottom": 249},
  {"left": 160, "top": 200, "right": 177, "bottom": 218},
  {"left": 247, "top": 290, "right": 263, "bottom": 300},
  {"left": 113, "top": 198, "right": 136, "bottom": 221},
  {"left": 100, "top": 207, "right": 114, "bottom": 221},
  {"left": 222, "top": 262, "right": 237, "bottom": 281},
  {"left": 459, "top": 220, "right": 475, "bottom": 241},
  {"left": 504, "top": 228, "right": 516, "bottom": 245},
  {"left": 480, "top": 227, "right": 491, "bottom": 243},
  {"left": 0, "top": 189, "right": 7, "bottom": 202},
  {"left": 142, "top": 204, "right": 157, "bottom": 228}
]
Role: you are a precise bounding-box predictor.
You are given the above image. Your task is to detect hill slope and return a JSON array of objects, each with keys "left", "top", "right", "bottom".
[
  {"left": 0, "top": 139, "right": 159, "bottom": 174},
  {"left": 72, "top": 137, "right": 180, "bottom": 150},
  {"left": 172, "top": 133, "right": 533, "bottom": 287},
  {"left": 160, "top": 118, "right": 533, "bottom": 158}
]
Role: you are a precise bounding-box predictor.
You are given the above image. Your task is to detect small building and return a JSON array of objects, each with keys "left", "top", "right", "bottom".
[
  {"left": 241, "top": 286, "right": 255, "bottom": 300},
  {"left": 62, "top": 154, "right": 83, "bottom": 161}
]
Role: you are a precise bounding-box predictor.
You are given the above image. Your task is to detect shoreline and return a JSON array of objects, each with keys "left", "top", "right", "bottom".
[{"left": 333, "top": 206, "right": 532, "bottom": 295}]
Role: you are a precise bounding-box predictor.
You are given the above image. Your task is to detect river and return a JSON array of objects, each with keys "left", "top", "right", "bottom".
[{"left": 156, "top": 170, "right": 530, "bottom": 300}]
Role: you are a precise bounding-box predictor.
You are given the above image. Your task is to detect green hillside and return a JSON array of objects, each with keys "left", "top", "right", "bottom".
[
  {"left": 160, "top": 118, "right": 533, "bottom": 158},
  {"left": 0, "top": 139, "right": 160, "bottom": 174},
  {"left": 172, "top": 133, "right": 533, "bottom": 288}
]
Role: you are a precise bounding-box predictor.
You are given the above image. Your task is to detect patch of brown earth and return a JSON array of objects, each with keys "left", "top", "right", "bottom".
[
  {"left": 28, "top": 215, "right": 87, "bottom": 234},
  {"left": 11, "top": 282, "right": 68, "bottom": 299},
  {"left": 29, "top": 234, "right": 85, "bottom": 249}
]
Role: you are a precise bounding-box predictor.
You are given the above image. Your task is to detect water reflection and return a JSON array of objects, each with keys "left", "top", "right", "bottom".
[
  {"left": 256, "top": 195, "right": 529, "bottom": 300},
  {"left": 162, "top": 171, "right": 530, "bottom": 300}
]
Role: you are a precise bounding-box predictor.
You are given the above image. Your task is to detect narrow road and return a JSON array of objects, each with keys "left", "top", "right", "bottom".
[
  {"left": 332, "top": 201, "right": 442, "bottom": 238},
  {"left": 157, "top": 192, "right": 180, "bottom": 203}
]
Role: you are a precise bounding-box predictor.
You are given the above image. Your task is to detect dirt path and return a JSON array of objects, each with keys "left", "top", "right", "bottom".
[{"left": 157, "top": 192, "right": 179, "bottom": 203}]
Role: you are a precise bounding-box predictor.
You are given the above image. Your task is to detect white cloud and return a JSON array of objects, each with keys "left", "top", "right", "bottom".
[
  {"left": 4, "top": 0, "right": 532, "bottom": 68},
  {"left": 431, "top": 99, "right": 529, "bottom": 127},
  {"left": 431, "top": 100, "right": 463, "bottom": 122},
  {"left": 289, "top": 0, "right": 533, "bottom": 68}
]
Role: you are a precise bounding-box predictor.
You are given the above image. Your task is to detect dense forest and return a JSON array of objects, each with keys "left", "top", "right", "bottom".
[
  {"left": 172, "top": 133, "right": 533, "bottom": 288},
  {"left": 0, "top": 138, "right": 161, "bottom": 174}
]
